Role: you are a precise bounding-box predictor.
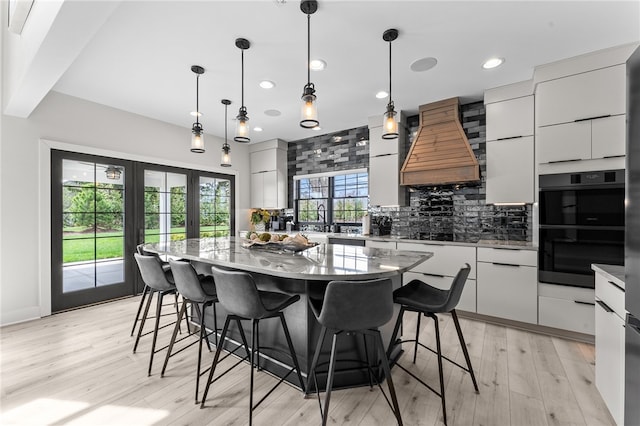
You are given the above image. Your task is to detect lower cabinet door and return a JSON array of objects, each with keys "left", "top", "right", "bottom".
[
  {"left": 538, "top": 296, "right": 595, "bottom": 335},
  {"left": 595, "top": 300, "right": 625, "bottom": 426},
  {"left": 402, "top": 271, "right": 476, "bottom": 313},
  {"left": 476, "top": 262, "right": 537, "bottom": 324}
]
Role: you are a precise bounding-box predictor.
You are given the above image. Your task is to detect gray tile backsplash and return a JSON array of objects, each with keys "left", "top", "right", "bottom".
[{"left": 287, "top": 101, "right": 532, "bottom": 243}]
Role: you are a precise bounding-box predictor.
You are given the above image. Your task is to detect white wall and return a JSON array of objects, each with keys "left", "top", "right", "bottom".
[{"left": 0, "top": 91, "right": 251, "bottom": 326}]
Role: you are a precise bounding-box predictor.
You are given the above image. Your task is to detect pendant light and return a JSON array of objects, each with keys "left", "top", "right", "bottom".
[
  {"left": 221, "top": 99, "right": 232, "bottom": 167},
  {"left": 300, "top": 0, "right": 319, "bottom": 129},
  {"left": 234, "top": 38, "right": 251, "bottom": 143},
  {"left": 382, "top": 29, "right": 399, "bottom": 139},
  {"left": 190, "top": 65, "right": 206, "bottom": 152}
]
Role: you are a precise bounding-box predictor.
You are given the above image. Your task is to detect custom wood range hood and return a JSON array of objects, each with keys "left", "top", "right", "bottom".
[{"left": 400, "top": 97, "right": 480, "bottom": 186}]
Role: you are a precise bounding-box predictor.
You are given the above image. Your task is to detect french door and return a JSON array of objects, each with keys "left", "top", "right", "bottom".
[{"left": 51, "top": 151, "right": 235, "bottom": 312}]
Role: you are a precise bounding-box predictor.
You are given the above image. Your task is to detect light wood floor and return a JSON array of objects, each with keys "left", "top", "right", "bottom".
[{"left": 0, "top": 296, "right": 614, "bottom": 426}]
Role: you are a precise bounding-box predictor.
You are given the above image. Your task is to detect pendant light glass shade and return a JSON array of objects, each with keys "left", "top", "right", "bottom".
[
  {"left": 221, "top": 99, "right": 232, "bottom": 167},
  {"left": 234, "top": 38, "right": 251, "bottom": 143},
  {"left": 190, "top": 65, "right": 206, "bottom": 153},
  {"left": 382, "top": 29, "right": 399, "bottom": 140},
  {"left": 300, "top": 1, "right": 319, "bottom": 129}
]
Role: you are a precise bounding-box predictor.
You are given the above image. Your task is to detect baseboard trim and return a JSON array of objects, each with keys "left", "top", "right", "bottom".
[
  {"left": 0, "top": 306, "right": 42, "bottom": 327},
  {"left": 456, "top": 310, "right": 595, "bottom": 344}
]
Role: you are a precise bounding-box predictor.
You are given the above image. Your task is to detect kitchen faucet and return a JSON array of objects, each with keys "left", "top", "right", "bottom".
[{"left": 317, "top": 204, "right": 327, "bottom": 231}]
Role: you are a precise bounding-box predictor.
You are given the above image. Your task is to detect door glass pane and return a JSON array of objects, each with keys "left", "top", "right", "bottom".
[
  {"left": 200, "top": 176, "right": 231, "bottom": 238},
  {"left": 61, "top": 160, "right": 125, "bottom": 293},
  {"left": 144, "top": 170, "right": 188, "bottom": 244}
]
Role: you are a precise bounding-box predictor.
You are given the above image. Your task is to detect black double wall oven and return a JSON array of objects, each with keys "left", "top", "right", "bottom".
[{"left": 539, "top": 169, "right": 625, "bottom": 288}]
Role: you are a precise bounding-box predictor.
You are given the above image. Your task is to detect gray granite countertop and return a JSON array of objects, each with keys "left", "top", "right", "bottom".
[
  {"left": 592, "top": 263, "right": 626, "bottom": 289},
  {"left": 145, "top": 237, "right": 432, "bottom": 281}
]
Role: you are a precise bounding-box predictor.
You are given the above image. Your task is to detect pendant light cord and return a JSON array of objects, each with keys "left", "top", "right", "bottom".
[
  {"left": 241, "top": 49, "right": 245, "bottom": 108},
  {"left": 388, "top": 39, "right": 392, "bottom": 104},
  {"left": 307, "top": 13, "right": 311, "bottom": 85},
  {"left": 196, "top": 74, "right": 200, "bottom": 125},
  {"left": 224, "top": 102, "right": 228, "bottom": 143}
]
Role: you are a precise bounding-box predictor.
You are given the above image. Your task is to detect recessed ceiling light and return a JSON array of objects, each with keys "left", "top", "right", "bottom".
[
  {"left": 312, "top": 126, "right": 321, "bottom": 131},
  {"left": 259, "top": 80, "right": 275, "bottom": 89},
  {"left": 376, "top": 91, "right": 389, "bottom": 99},
  {"left": 310, "top": 59, "right": 326, "bottom": 71},
  {"left": 190, "top": 111, "right": 202, "bottom": 117},
  {"left": 264, "top": 109, "right": 281, "bottom": 117},
  {"left": 410, "top": 57, "right": 438, "bottom": 72},
  {"left": 482, "top": 57, "right": 505, "bottom": 69},
  {"left": 254, "top": 127, "right": 263, "bottom": 132}
]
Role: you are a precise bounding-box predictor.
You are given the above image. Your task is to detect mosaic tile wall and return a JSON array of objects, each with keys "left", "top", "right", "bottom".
[{"left": 287, "top": 101, "right": 532, "bottom": 242}]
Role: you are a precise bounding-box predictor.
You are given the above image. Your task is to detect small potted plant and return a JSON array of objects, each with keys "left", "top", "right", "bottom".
[{"left": 250, "top": 209, "right": 271, "bottom": 232}]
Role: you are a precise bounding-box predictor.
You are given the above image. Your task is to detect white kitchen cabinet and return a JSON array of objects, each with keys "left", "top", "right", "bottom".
[
  {"left": 250, "top": 139, "right": 287, "bottom": 209},
  {"left": 486, "top": 95, "right": 534, "bottom": 141},
  {"left": 538, "top": 283, "right": 595, "bottom": 335},
  {"left": 368, "top": 115, "right": 406, "bottom": 207},
  {"left": 397, "top": 242, "right": 477, "bottom": 312},
  {"left": 476, "top": 248, "right": 537, "bottom": 324},
  {"left": 594, "top": 268, "right": 626, "bottom": 426},
  {"left": 537, "top": 115, "right": 626, "bottom": 164},
  {"left": 536, "top": 65, "right": 625, "bottom": 127},
  {"left": 484, "top": 84, "right": 534, "bottom": 204},
  {"left": 486, "top": 136, "right": 534, "bottom": 203}
]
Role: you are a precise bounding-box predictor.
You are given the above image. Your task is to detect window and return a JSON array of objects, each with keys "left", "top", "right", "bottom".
[{"left": 295, "top": 171, "right": 368, "bottom": 226}]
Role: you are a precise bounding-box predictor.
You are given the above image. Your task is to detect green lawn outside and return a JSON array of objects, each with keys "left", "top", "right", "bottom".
[{"left": 63, "top": 226, "right": 229, "bottom": 263}]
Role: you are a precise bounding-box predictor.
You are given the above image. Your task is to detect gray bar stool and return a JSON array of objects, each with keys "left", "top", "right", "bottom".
[
  {"left": 386, "top": 263, "right": 479, "bottom": 426},
  {"left": 133, "top": 253, "right": 182, "bottom": 376},
  {"left": 200, "top": 266, "right": 305, "bottom": 426},
  {"left": 160, "top": 260, "right": 219, "bottom": 403},
  {"left": 130, "top": 244, "right": 173, "bottom": 337},
  {"left": 306, "top": 278, "right": 403, "bottom": 426}
]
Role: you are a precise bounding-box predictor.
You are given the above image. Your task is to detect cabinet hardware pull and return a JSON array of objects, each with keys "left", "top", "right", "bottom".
[
  {"left": 421, "top": 273, "right": 446, "bottom": 278},
  {"left": 608, "top": 280, "right": 625, "bottom": 292},
  {"left": 574, "top": 300, "right": 596, "bottom": 307},
  {"left": 574, "top": 114, "right": 611, "bottom": 122},
  {"left": 548, "top": 159, "right": 581, "bottom": 164},
  {"left": 603, "top": 155, "right": 625, "bottom": 159},
  {"left": 496, "top": 136, "right": 523, "bottom": 141},
  {"left": 595, "top": 300, "right": 613, "bottom": 312},
  {"left": 374, "top": 153, "right": 394, "bottom": 158},
  {"left": 491, "top": 262, "right": 519, "bottom": 267}
]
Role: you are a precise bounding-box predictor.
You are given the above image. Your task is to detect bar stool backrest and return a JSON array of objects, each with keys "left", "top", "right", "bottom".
[
  {"left": 318, "top": 278, "right": 393, "bottom": 331},
  {"left": 210, "top": 266, "right": 267, "bottom": 319},
  {"left": 440, "top": 263, "right": 471, "bottom": 312},
  {"left": 134, "top": 253, "right": 175, "bottom": 292},
  {"left": 169, "top": 260, "right": 212, "bottom": 303}
]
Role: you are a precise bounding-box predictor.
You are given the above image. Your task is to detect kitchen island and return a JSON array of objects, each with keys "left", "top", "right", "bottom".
[{"left": 144, "top": 237, "right": 432, "bottom": 390}]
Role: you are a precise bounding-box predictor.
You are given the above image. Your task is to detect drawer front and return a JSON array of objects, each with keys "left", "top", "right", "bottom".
[
  {"left": 402, "top": 272, "right": 476, "bottom": 313},
  {"left": 595, "top": 272, "right": 625, "bottom": 317},
  {"left": 477, "top": 262, "right": 537, "bottom": 324},
  {"left": 365, "top": 240, "right": 397, "bottom": 250},
  {"left": 537, "top": 121, "right": 591, "bottom": 163},
  {"left": 538, "top": 296, "right": 595, "bottom": 335},
  {"left": 477, "top": 247, "right": 537, "bottom": 266},
  {"left": 397, "top": 243, "right": 476, "bottom": 279},
  {"left": 250, "top": 149, "right": 277, "bottom": 173}
]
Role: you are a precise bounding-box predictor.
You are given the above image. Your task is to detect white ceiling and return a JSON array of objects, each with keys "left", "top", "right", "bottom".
[{"left": 52, "top": 1, "right": 640, "bottom": 144}]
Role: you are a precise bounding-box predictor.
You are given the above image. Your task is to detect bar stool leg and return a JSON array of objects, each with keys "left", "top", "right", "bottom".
[
  {"left": 133, "top": 288, "right": 155, "bottom": 353},
  {"left": 195, "top": 302, "right": 208, "bottom": 404},
  {"left": 249, "top": 319, "right": 258, "bottom": 426},
  {"left": 212, "top": 302, "right": 219, "bottom": 347},
  {"left": 451, "top": 310, "right": 478, "bottom": 392},
  {"left": 131, "top": 284, "right": 149, "bottom": 336},
  {"left": 278, "top": 313, "right": 306, "bottom": 392},
  {"left": 322, "top": 332, "right": 339, "bottom": 426},
  {"left": 372, "top": 329, "right": 403, "bottom": 426},
  {"left": 174, "top": 293, "right": 182, "bottom": 334},
  {"left": 431, "top": 313, "right": 447, "bottom": 426},
  {"left": 161, "top": 298, "right": 188, "bottom": 377},
  {"left": 413, "top": 312, "right": 422, "bottom": 363},
  {"left": 200, "top": 316, "right": 232, "bottom": 408},
  {"left": 386, "top": 306, "right": 406, "bottom": 361},
  {"left": 363, "top": 334, "right": 374, "bottom": 390},
  {"left": 307, "top": 326, "right": 328, "bottom": 398},
  {"left": 148, "top": 292, "right": 165, "bottom": 376},
  {"left": 255, "top": 321, "right": 261, "bottom": 371}
]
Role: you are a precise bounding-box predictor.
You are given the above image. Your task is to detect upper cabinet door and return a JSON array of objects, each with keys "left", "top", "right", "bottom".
[
  {"left": 537, "top": 121, "right": 592, "bottom": 163},
  {"left": 486, "top": 96, "right": 534, "bottom": 141},
  {"left": 591, "top": 115, "right": 626, "bottom": 159},
  {"left": 368, "top": 124, "right": 399, "bottom": 157},
  {"left": 536, "top": 65, "right": 626, "bottom": 127},
  {"left": 250, "top": 149, "right": 277, "bottom": 173},
  {"left": 486, "top": 136, "right": 534, "bottom": 203}
]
